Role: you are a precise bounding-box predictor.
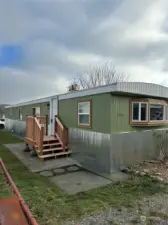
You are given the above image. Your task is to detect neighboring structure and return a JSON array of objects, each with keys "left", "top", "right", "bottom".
[
  {"left": 5, "top": 82, "right": 168, "bottom": 173},
  {"left": 5, "top": 97, "right": 51, "bottom": 137},
  {"left": 0, "top": 104, "right": 7, "bottom": 119}
]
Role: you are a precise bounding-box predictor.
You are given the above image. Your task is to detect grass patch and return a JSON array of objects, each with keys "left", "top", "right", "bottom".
[
  {"left": 0, "top": 131, "right": 168, "bottom": 225},
  {"left": 0, "top": 171, "right": 13, "bottom": 199},
  {"left": 0, "top": 130, "right": 23, "bottom": 145}
]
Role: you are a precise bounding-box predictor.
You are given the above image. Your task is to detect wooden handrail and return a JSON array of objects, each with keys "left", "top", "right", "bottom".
[
  {"left": 55, "top": 117, "right": 68, "bottom": 151},
  {"left": 26, "top": 116, "right": 44, "bottom": 156},
  {"left": 34, "top": 117, "right": 41, "bottom": 130},
  {"left": 55, "top": 117, "right": 64, "bottom": 130},
  {"left": 34, "top": 117, "right": 44, "bottom": 155},
  {"left": 36, "top": 115, "right": 48, "bottom": 135}
]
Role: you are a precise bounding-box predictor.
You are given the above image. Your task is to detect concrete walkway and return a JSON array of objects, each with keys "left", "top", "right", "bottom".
[
  {"left": 5, "top": 143, "right": 79, "bottom": 173},
  {"left": 5, "top": 143, "right": 127, "bottom": 195}
]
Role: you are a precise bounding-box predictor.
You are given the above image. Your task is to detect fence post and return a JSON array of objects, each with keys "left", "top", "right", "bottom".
[
  {"left": 62, "top": 129, "right": 65, "bottom": 152},
  {"left": 55, "top": 116, "right": 57, "bottom": 135},
  {"left": 40, "top": 126, "right": 44, "bottom": 156},
  {"left": 33, "top": 116, "right": 35, "bottom": 141},
  {"left": 46, "top": 114, "right": 48, "bottom": 135},
  {"left": 26, "top": 115, "right": 28, "bottom": 138}
]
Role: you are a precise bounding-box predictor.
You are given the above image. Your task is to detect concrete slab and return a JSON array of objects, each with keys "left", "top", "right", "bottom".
[
  {"left": 96, "top": 171, "right": 129, "bottom": 182},
  {"left": 84, "top": 167, "right": 129, "bottom": 182},
  {"left": 53, "top": 168, "right": 66, "bottom": 174},
  {"left": 49, "top": 171, "right": 112, "bottom": 195},
  {"left": 66, "top": 165, "right": 79, "bottom": 172},
  {"left": 40, "top": 171, "right": 53, "bottom": 177},
  {"left": 5, "top": 143, "right": 80, "bottom": 173}
]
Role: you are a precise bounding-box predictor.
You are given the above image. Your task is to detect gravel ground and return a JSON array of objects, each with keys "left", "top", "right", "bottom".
[{"left": 64, "top": 192, "right": 168, "bottom": 225}]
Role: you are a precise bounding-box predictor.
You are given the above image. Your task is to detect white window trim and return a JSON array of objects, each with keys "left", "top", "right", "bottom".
[
  {"left": 78, "top": 101, "right": 91, "bottom": 126},
  {"left": 149, "top": 104, "right": 166, "bottom": 122},
  {"left": 132, "top": 102, "right": 148, "bottom": 122}
]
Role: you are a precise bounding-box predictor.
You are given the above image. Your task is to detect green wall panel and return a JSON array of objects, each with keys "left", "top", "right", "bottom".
[
  {"left": 5, "top": 102, "right": 50, "bottom": 121},
  {"left": 59, "top": 93, "right": 111, "bottom": 134}
]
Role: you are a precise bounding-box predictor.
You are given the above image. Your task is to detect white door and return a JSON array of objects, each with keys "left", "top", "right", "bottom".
[{"left": 50, "top": 97, "right": 58, "bottom": 135}]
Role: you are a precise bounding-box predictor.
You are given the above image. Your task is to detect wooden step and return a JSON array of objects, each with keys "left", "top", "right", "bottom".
[
  {"left": 43, "top": 142, "right": 60, "bottom": 147},
  {"left": 35, "top": 142, "right": 60, "bottom": 149},
  {"left": 37, "top": 147, "right": 68, "bottom": 153},
  {"left": 43, "top": 135, "right": 57, "bottom": 141},
  {"left": 39, "top": 151, "right": 72, "bottom": 159}
]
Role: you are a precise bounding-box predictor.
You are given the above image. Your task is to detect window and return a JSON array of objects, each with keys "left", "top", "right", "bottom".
[
  {"left": 18, "top": 109, "right": 22, "bottom": 120},
  {"left": 78, "top": 101, "right": 91, "bottom": 126},
  {"left": 150, "top": 104, "right": 165, "bottom": 121},
  {"left": 130, "top": 99, "right": 167, "bottom": 125},
  {"left": 20, "top": 113, "right": 23, "bottom": 120},
  {"left": 132, "top": 102, "right": 148, "bottom": 122}
]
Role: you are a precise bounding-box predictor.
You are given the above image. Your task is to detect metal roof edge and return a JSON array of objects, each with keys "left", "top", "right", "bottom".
[
  {"left": 5, "top": 82, "right": 168, "bottom": 108},
  {"left": 5, "top": 96, "right": 52, "bottom": 108},
  {"left": 58, "top": 83, "right": 117, "bottom": 100}
]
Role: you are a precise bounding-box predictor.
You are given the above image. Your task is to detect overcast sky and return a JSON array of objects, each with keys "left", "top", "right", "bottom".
[{"left": 0, "top": 0, "right": 168, "bottom": 104}]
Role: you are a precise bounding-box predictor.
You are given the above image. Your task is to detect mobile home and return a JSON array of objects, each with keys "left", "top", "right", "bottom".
[{"left": 5, "top": 82, "right": 168, "bottom": 173}]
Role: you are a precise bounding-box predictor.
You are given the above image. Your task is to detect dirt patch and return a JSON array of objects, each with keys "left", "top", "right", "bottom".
[{"left": 123, "top": 159, "right": 168, "bottom": 182}]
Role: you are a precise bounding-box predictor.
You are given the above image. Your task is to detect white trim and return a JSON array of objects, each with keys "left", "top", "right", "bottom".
[{"left": 50, "top": 97, "right": 58, "bottom": 135}]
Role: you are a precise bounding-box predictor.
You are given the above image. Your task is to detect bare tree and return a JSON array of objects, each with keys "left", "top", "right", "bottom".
[
  {"left": 73, "top": 62, "right": 130, "bottom": 90},
  {"left": 67, "top": 80, "right": 80, "bottom": 92}
]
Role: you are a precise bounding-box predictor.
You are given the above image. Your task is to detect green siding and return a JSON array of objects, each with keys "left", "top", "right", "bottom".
[
  {"left": 59, "top": 93, "right": 111, "bottom": 134},
  {"left": 5, "top": 102, "right": 50, "bottom": 121},
  {"left": 111, "top": 95, "right": 168, "bottom": 133}
]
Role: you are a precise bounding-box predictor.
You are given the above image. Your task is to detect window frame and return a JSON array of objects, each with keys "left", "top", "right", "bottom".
[
  {"left": 77, "top": 100, "right": 92, "bottom": 128},
  {"left": 132, "top": 102, "right": 148, "bottom": 122},
  {"left": 18, "top": 109, "right": 22, "bottom": 120},
  {"left": 130, "top": 99, "right": 167, "bottom": 125},
  {"left": 166, "top": 105, "right": 168, "bottom": 122}
]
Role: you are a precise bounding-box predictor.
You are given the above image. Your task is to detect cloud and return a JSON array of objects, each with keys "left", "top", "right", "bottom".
[{"left": 0, "top": 0, "right": 168, "bottom": 104}]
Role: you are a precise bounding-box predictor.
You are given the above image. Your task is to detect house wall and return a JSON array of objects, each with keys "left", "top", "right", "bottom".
[
  {"left": 0, "top": 113, "right": 5, "bottom": 118},
  {"left": 4, "top": 92, "right": 168, "bottom": 174},
  {"left": 5, "top": 101, "right": 50, "bottom": 137},
  {"left": 5, "top": 102, "right": 49, "bottom": 121},
  {"left": 59, "top": 93, "right": 112, "bottom": 173},
  {"left": 58, "top": 93, "right": 112, "bottom": 134},
  {"left": 67, "top": 94, "right": 168, "bottom": 174},
  {"left": 111, "top": 95, "right": 168, "bottom": 133}
]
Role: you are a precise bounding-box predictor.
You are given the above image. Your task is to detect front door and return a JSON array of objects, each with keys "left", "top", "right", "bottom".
[
  {"left": 32, "top": 108, "right": 36, "bottom": 116},
  {"left": 32, "top": 107, "right": 40, "bottom": 116},
  {"left": 50, "top": 98, "right": 58, "bottom": 135}
]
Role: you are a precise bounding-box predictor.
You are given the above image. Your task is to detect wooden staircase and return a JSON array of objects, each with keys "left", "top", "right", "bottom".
[{"left": 25, "top": 115, "right": 71, "bottom": 160}]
